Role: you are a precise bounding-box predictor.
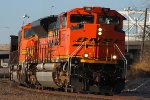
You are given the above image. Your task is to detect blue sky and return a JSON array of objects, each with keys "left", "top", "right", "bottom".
[{"left": 0, "top": 0, "right": 145, "bottom": 44}]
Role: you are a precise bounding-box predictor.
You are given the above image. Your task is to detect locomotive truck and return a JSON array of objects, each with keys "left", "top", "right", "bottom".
[{"left": 9, "top": 6, "right": 127, "bottom": 94}]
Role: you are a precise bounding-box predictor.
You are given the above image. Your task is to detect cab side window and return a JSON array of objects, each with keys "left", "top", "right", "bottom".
[{"left": 24, "top": 29, "right": 35, "bottom": 39}]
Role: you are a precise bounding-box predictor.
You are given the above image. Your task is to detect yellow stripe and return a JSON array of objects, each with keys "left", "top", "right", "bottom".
[
  {"left": 22, "top": 50, "right": 27, "bottom": 55},
  {"left": 80, "top": 59, "right": 117, "bottom": 64}
]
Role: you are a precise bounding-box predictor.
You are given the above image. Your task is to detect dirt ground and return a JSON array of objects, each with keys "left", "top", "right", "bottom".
[
  {"left": 0, "top": 80, "right": 89, "bottom": 100},
  {"left": 0, "top": 77, "right": 150, "bottom": 100}
]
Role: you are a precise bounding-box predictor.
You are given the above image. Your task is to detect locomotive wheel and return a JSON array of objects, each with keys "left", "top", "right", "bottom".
[
  {"left": 19, "top": 71, "right": 27, "bottom": 84},
  {"left": 26, "top": 64, "right": 38, "bottom": 87},
  {"left": 17, "top": 70, "right": 22, "bottom": 81},
  {"left": 28, "top": 75, "right": 37, "bottom": 85},
  {"left": 52, "top": 69, "right": 68, "bottom": 88}
]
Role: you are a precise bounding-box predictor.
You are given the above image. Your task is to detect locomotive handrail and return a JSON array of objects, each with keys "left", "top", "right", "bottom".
[
  {"left": 66, "top": 42, "right": 85, "bottom": 90},
  {"left": 69, "top": 41, "right": 85, "bottom": 73},
  {"left": 114, "top": 44, "right": 127, "bottom": 79},
  {"left": 70, "top": 42, "right": 85, "bottom": 57}
]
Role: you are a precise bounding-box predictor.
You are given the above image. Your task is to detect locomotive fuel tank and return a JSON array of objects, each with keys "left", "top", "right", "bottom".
[
  {"left": 36, "top": 72, "right": 59, "bottom": 88},
  {"left": 36, "top": 63, "right": 60, "bottom": 71},
  {"left": 36, "top": 62, "right": 61, "bottom": 88}
]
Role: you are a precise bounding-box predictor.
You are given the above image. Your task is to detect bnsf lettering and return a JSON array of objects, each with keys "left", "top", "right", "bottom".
[
  {"left": 102, "top": 38, "right": 113, "bottom": 43},
  {"left": 76, "top": 37, "right": 101, "bottom": 43},
  {"left": 76, "top": 37, "right": 88, "bottom": 42},
  {"left": 73, "top": 37, "right": 123, "bottom": 46},
  {"left": 89, "top": 38, "right": 101, "bottom": 43}
]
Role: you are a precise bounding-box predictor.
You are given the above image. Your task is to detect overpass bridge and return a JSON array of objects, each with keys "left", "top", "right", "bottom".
[{"left": 0, "top": 44, "right": 10, "bottom": 67}]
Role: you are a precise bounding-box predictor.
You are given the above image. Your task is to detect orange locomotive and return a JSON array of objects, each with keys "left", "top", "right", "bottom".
[{"left": 10, "top": 7, "right": 127, "bottom": 94}]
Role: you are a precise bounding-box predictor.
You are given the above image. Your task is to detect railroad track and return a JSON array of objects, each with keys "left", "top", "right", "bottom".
[
  {"left": 0, "top": 79, "right": 149, "bottom": 100},
  {"left": 16, "top": 83, "right": 149, "bottom": 100}
]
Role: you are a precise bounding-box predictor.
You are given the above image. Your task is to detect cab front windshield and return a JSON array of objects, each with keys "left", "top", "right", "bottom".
[
  {"left": 99, "top": 16, "right": 120, "bottom": 25},
  {"left": 70, "top": 14, "right": 94, "bottom": 23}
]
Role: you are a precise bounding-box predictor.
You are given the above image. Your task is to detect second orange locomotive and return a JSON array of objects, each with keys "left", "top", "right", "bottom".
[{"left": 10, "top": 6, "right": 126, "bottom": 94}]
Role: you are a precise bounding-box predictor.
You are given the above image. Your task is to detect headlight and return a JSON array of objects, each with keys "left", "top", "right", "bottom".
[
  {"left": 98, "top": 32, "right": 102, "bottom": 35},
  {"left": 112, "top": 55, "right": 117, "bottom": 60},
  {"left": 98, "top": 28, "right": 102, "bottom": 32},
  {"left": 98, "top": 28, "right": 103, "bottom": 35},
  {"left": 84, "top": 53, "right": 89, "bottom": 58}
]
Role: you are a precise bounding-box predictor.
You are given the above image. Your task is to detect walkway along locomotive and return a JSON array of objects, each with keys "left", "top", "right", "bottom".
[{"left": 9, "top": 6, "right": 127, "bottom": 94}]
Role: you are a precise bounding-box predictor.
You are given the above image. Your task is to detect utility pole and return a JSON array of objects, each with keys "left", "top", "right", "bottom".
[{"left": 141, "top": 8, "right": 148, "bottom": 61}]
